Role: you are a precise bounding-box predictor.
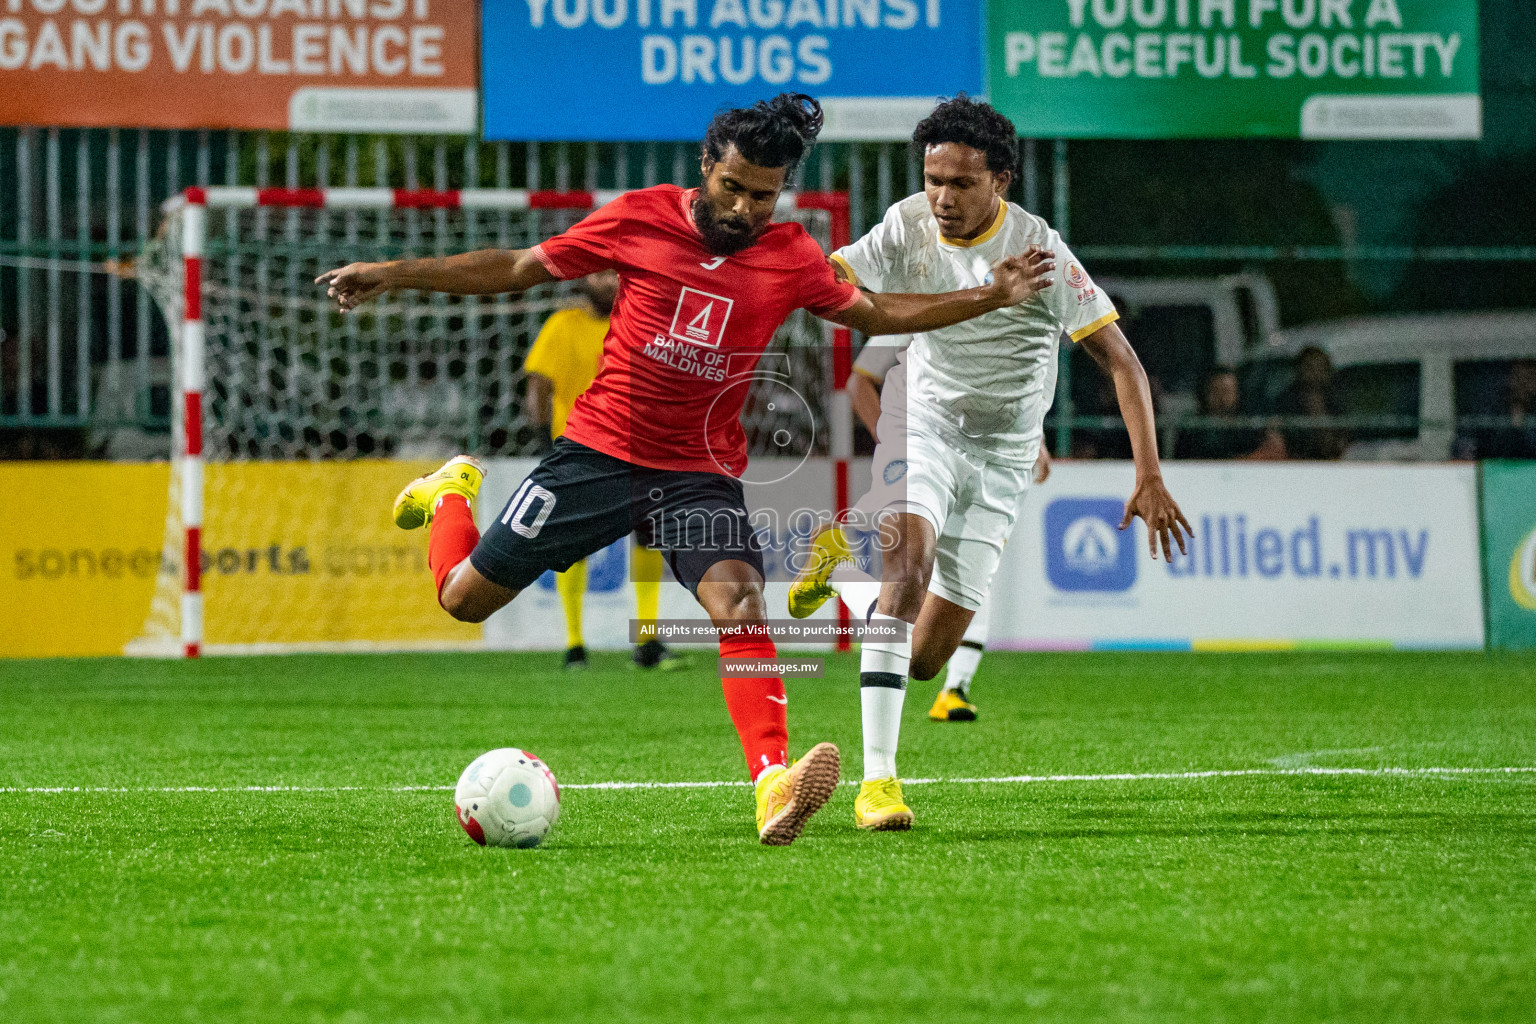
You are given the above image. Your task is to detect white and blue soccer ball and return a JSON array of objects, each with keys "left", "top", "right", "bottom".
[{"left": 454, "top": 748, "right": 561, "bottom": 848}]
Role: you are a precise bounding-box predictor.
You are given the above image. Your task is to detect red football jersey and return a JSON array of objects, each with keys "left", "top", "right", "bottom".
[{"left": 530, "top": 185, "right": 860, "bottom": 477}]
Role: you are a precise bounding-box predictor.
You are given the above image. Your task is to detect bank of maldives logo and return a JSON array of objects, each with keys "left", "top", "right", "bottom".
[
  {"left": 669, "top": 287, "right": 733, "bottom": 348},
  {"left": 1045, "top": 498, "right": 1136, "bottom": 592},
  {"left": 1512, "top": 526, "right": 1536, "bottom": 611}
]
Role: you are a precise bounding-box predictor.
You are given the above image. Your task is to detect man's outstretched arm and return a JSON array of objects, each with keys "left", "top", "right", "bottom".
[
  {"left": 1076, "top": 321, "right": 1193, "bottom": 561},
  {"left": 316, "top": 249, "right": 556, "bottom": 312},
  {"left": 823, "top": 247, "right": 1055, "bottom": 336}
]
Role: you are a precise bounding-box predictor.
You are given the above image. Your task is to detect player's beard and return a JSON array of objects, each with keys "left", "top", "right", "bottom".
[{"left": 691, "top": 197, "right": 760, "bottom": 256}]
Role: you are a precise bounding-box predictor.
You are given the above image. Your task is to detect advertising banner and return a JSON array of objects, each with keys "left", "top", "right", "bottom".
[
  {"left": 191, "top": 461, "right": 481, "bottom": 650},
  {"left": 480, "top": 0, "right": 983, "bottom": 141},
  {"left": 122, "top": 460, "right": 484, "bottom": 654},
  {"left": 1480, "top": 461, "right": 1536, "bottom": 651},
  {"left": 990, "top": 0, "right": 1480, "bottom": 139},
  {"left": 987, "top": 462, "right": 1484, "bottom": 650},
  {"left": 0, "top": 1, "right": 477, "bottom": 132},
  {"left": 3, "top": 458, "right": 1492, "bottom": 658},
  {"left": 2, "top": 462, "right": 169, "bottom": 659}
]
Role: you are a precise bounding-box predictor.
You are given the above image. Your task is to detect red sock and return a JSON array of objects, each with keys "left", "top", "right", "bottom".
[
  {"left": 719, "top": 629, "right": 789, "bottom": 782},
  {"left": 429, "top": 494, "right": 480, "bottom": 604}
]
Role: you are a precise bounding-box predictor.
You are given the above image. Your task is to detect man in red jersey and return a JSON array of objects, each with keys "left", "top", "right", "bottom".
[{"left": 317, "top": 94, "right": 1054, "bottom": 846}]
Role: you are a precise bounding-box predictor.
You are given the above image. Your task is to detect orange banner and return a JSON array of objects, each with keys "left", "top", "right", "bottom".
[{"left": 0, "top": 1, "right": 477, "bottom": 132}]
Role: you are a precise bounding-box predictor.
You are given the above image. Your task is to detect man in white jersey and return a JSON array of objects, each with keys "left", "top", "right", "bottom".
[
  {"left": 847, "top": 336, "right": 1054, "bottom": 723},
  {"left": 790, "top": 96, "right": 1192, "bottom": 831}
]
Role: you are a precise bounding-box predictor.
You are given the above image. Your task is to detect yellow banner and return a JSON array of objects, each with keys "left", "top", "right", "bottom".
[
  {"left": 1, "top": 462, "right": 170, "bottom": 658},
  {"left": 199, "top": 460, "right": 478, "bottom": 649},
  {"left": 1, "top": 460, "right": 479, "bottom": 658}
]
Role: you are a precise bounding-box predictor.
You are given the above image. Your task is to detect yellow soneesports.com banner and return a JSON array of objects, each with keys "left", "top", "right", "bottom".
[
  {"left": 196, "top": 461, "right": 478, "bottom": 651},
  {"left": 1, "top": 461, "right": 479, "bottom": 658},
  {"left": 1, "top": 462, "right": 171, "bottom": 658}
]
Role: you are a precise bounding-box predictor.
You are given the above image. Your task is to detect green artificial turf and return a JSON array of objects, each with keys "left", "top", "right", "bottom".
[{"left": 2, "top": 651, "right": 1535, "bottom": 1023}]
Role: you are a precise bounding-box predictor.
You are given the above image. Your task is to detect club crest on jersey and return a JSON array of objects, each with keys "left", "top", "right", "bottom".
[
  {"left": 883, "top": 459, "right": 908, "bottom": 485},
  {"left": 668, "top": 287, "right": 734, "bottom": 348},
  {"left": 1066, "top": 263, "right": 1088, "bottom": 289}
]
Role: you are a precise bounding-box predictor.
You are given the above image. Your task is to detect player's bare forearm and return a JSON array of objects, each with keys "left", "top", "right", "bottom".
[
  {"left": 834, "top": 289, "right": 1005, "bottom": 335},
  {"left": 848, "top": 372, "right": 883, "bottom": 438},
  {"left": 1079, "top": 322, "right": 1193, "bottom": 560},
  {"left": 392, "top": 249, "right": 549, "bottom": 294},
  {"left": 824, "top": 246, "right": 1055, "bottom": 335},
  {"left": 317, "top": 248, "right": 554, "bottom": 311},
  {"left": 1079, "top": 323, "right": 1161, "bottom": 479}
]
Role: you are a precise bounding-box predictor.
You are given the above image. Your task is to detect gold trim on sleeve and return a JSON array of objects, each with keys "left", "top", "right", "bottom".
[
  {"left": 829, "top": 253, "right": 860, "bottom": 287},
  {"left": 1068, "top": 310, "right": 1120, "bottom": 343}
]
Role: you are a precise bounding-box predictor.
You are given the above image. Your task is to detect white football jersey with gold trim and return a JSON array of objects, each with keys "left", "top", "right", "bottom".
[{"left": 833, "top": 193, "right": 1117, "bottom": 468}]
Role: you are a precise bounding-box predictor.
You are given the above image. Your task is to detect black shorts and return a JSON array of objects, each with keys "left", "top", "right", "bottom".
[{"left": 470, "top": 438, "right": 764, "bottom": 595}]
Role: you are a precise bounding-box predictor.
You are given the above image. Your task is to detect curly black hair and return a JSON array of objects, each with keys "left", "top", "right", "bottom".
[
  {"left": 911, "top": 95, "right": 1019, "bottom": 179},
  {"left": 702, "top": 93, "right": 824, "bottom": 181}
]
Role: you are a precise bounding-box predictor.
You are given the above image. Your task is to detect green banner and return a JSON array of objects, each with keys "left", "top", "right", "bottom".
[
  {"left": 989, "top": 0, "right": 1480, "bottom": 139},
  {"left": 1481, "top": 461, "right": 1536, "bottom": 652}
]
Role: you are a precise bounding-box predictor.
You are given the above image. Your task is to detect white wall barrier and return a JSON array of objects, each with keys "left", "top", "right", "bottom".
[
  {"left": 476, "top": 459, "right": 1484, "bottom": 653},
  {"left": 990, "top": 462, "right": 1484, "bottom": 651}
]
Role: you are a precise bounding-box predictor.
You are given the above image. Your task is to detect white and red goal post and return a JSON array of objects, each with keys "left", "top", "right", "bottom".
[{"left": 162, "top": 185, "right": 853, "bottom": 658}]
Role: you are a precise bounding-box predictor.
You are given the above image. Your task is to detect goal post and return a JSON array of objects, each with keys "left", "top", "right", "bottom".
[{"left": 133, "top": 186, "right": 852, "bottom": 658}]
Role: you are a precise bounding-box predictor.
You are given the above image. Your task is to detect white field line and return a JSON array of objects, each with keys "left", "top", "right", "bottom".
[{"left": 3, "top": 766, "right": 1535, "bottom": 796}]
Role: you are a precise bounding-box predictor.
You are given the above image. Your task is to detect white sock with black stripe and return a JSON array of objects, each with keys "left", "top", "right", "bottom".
[{"left": 860, "top": 613, "right": 910, "bottom": 781}]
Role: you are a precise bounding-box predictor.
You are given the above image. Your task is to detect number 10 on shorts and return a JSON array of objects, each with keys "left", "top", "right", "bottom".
[{"left": 502, "top": 480, "right": 557, "bottom": 539}]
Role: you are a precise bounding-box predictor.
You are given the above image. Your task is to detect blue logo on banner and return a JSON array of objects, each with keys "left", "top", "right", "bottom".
[
  {"left": 1045, "top": 498, "right": 1136, "bottom": 593},
  {"left": 481, "top": 0, "right": 982, "bottom": 141}
]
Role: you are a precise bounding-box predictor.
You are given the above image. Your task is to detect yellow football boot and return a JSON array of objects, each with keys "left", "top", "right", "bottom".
[
  {"left": 928, "top": 688, "right": 978, "bottom": 722},
  {"left": 755, "top": 742, "right": 841, "bottom": 846},
  {"left": 787, "top": 525, "right": 854, "bottom": 619},
  {"left": 392, "top": 455, "right": 486, "bottom": 530},
  {"left": 854, "top": 777, "right": 913, "bottom": 831}
]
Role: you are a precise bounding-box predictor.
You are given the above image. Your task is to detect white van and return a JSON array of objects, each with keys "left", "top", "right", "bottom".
[
  {"left": 1245, "top": 311, "right": 1536, "bottom": 461},
  {"left": 1087, "top": 273, "right": 1280, "bottom": 422}
]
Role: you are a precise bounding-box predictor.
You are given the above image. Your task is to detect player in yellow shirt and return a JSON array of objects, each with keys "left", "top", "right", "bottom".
[{"left": 523, "top": 270, "right": 683, "bottom": 671}]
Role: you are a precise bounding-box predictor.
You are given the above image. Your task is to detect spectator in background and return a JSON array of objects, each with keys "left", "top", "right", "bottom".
[
  {"left": 1275, "top": 346, "right": 1347, "bottom": 460},
  {"left": 1471, "top": 359, "right": 1536, "bottom": 460},
  {"left": 1175, "top": 366, "right": 1284, "bottom": 460}
]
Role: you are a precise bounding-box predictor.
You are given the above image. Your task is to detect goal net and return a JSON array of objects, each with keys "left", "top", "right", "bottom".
[{"left": 129, "top": 187, "right": 849, "bottom": 656}]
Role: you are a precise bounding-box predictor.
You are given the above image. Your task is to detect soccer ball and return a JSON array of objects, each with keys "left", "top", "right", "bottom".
[{"left": 454, "top": 748, "right": 561, "bottom": 848}]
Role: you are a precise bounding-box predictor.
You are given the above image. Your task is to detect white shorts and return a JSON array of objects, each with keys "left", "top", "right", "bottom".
[{"left": 853, "top": 386, "right": 1032, "bottom": 611}]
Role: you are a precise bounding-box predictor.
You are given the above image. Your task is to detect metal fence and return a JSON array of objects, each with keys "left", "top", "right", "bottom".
[
  {"left": 0, "top": 128, "right": 933, "bottom": 458},
  {"left": 3, "top": 127, "right": 1533, "bottom": 461}
]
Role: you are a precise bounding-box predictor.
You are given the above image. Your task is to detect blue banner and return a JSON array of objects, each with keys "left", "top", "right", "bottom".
[{"left": 481, "top": 0, "right": 982, "bottom": 141}]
